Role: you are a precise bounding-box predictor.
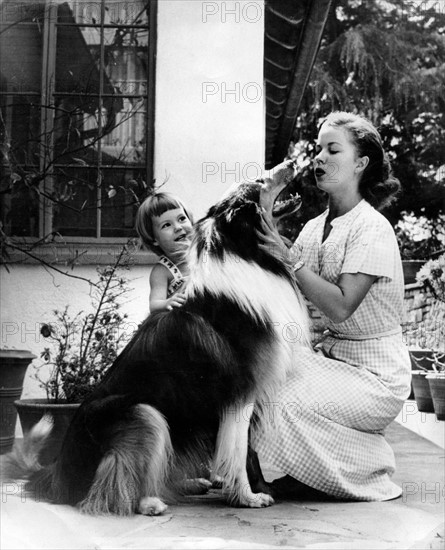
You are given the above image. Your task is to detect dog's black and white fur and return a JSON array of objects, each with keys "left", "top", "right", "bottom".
[{"left": 4, "top": 160, "right": 311, "bottom": 515}]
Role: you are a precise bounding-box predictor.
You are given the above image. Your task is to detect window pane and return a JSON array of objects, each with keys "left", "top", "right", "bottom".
[
  {"left": 56, "top": 97, "right": 148, "bottom": 167},
  {"left": 54, "top": 25, "right": 149, "bottom": 159},
  {"left": 52, "top": 167, "right": 147, "bottom": 238},
  {"left": 0, "top": 23, "right": 43, "bottom": 95},
  {"left": 0, "top": 94, "right": 42, "bottom": 237},
  {"left": 58, "top": 1, "right": 149, "bottom": 27},
  {"left": 100, "top": 103, "right": 147, "bottom": 165},
  {"left": 52, "top": 167, "right": 99, "bottom": 237},
  {"left": 0, "top": 95, "right": 41, "bottom": 165},
  {"left": 101, "top": 168, "right": 148, "bottom": 237},
  {"left": 52, "top": 2, "right": 150, "bottom": 238},
  {"left": 0, "top": 173, "right": 40, "bottom": 238},
  {"left": 0, "top": 2, "right": 45, "bottom": 24},
  {"left": 0, "top": 2, "right": 45, "bottom": 238},
  {"left": 0, "top": 0, "right": 153, "bottom": 241}
]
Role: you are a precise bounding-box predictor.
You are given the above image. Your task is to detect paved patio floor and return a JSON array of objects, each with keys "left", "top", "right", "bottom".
[{"left": 1, "top": 419, "right": 444, "bottom": 550}]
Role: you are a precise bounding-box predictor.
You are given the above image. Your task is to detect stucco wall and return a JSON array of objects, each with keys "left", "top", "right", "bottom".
[
  {"left": 154, "top": 0, "right": 265, "bottom": 219},
  {"left": 1, "top": 264, "right": 152, "bottom": 398}
]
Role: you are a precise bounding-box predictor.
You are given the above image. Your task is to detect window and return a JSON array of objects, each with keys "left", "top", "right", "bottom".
[{"left": 0, "top": 0, "right": 156, "bottom": 242}]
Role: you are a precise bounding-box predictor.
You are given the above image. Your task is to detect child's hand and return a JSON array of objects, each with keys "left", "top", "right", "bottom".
[{"left": 166, "top": 293, "right": 186, "bottom": 310}]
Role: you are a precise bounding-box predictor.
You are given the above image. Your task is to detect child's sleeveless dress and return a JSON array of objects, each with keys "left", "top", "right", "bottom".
[{"left": 157, "top": 255, "right": 187, "bottom": 297}]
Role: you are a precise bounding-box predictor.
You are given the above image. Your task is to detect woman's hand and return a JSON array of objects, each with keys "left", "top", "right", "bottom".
[
  {"left": 257, "top": 211, "right": 377, "bottom": 324},
  {"left": 256, "top": 210, "right": 300, "bottom": 268}
]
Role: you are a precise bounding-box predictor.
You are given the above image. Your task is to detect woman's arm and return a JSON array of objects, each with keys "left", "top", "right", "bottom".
[
  {"left": 294, "top": 269, "right": 376, "bottom": 323},
  {"left": 257, "top": 214, "right": 376, "bottom": 323}
]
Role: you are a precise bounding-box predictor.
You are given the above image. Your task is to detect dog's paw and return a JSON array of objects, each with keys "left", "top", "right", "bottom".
[
  {"left": 231, "top": 490, "right": 275, "bottom": 508},
  {"left": 138, "top": 496, "right": 168, "bottom": 516},
  {"left": 245, "top": 491, "right": 275, "bottom": 508},
  {"left": 182, "top": 477, "right": 213, "bottom": 495}
]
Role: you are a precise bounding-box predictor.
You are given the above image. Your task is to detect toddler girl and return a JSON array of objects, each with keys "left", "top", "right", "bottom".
[{"left": 136, "top": 192, "right": 194, "bottom": 313}]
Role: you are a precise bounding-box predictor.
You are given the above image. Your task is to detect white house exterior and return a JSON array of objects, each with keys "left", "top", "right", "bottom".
[{"left": 1, "top": 0, "right": 265, "bottom": 404}]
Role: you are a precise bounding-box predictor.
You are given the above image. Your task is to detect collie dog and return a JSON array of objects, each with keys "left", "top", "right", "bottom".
[{"left": 4, "top": 160, "right": 311, "bottom": 515}]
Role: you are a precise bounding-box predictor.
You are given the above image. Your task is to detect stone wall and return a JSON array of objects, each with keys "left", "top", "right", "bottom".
[
  {"left": 404, "top": 283, "right": 433, "bottom": 325},
  {"left": 403, "top": 283, "right": 438, "bottom": 349}
]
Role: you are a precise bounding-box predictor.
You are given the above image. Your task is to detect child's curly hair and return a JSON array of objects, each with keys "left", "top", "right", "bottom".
[{"left": 135, "top": 192, "right": 193, "bottom": 255}]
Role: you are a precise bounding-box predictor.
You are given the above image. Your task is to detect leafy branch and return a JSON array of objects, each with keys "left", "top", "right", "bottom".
[{"left": 36, "top": 245, "right": 133, "bottom": 402}]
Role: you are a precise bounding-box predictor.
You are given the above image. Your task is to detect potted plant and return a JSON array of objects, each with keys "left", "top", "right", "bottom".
[
  {"left": 411, "top": 254, "right": 445, "bottom": 420},
  {"left": 0, "top": 349, "right": 36, "bottom": 454},
  {"left": 14, "top": 247, "right": 133, "bottom": 464},
  {"left": 426, "top": 354, "right": 445, "bottom": 421},
  {"left": 410, "top": 355, "right": 435, "bottom": 413}
]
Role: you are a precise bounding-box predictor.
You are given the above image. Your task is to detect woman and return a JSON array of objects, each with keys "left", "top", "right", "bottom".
[{"left": 256, "top": 111, "right": 411, "bottom": 501}]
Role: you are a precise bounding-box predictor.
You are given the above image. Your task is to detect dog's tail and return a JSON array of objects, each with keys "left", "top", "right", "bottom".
[
  {"left": 0, "top": 414, "right": 59, "bottom": 504},
  {"left": 79, "top": 403, "right": 173, "bottom": 516},
  {"left": 0, "top": 414, "right": 53, "bottom": 481}
]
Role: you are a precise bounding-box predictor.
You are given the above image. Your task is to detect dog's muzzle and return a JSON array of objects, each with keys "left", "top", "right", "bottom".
[{"left": 259, "top": 159, "right": 301, "bottom": 220}]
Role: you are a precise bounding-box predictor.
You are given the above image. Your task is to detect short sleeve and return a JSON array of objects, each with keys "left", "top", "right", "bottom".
[{"left": 341, "top": 217, "right": 399, "bottom": 279}]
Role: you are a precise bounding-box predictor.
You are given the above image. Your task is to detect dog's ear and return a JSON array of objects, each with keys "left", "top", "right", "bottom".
[{"left": 216, "top": 200, "right": 261, "bottom": 259}]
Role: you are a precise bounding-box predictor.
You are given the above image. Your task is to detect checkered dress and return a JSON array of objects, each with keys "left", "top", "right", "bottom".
[{"left": 255, "top": 200, "right": 412, "bottom": 501}]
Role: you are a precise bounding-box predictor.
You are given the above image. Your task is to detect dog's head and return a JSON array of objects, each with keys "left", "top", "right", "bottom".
[
  {"left": 195, "top": 160, "right": 301, "bottom": 266},
  {"left": 259, "top": 159, "right": 302, "bottom": 222}
]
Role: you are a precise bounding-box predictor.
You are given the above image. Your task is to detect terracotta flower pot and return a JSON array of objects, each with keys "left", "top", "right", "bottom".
[
  {"left": 411, "top": 370, "right": 434, "bottom": 413},
  {"left": 14, "top": 398, "right": 80, "bottom": 465},
  {"left": 0, "top": 350, "right": 36, "bottom": 454},
  {"left": 426, "top": 375, "right": 445, "bottom": 421}
]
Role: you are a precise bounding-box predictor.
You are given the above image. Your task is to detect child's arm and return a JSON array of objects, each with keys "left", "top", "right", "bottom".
[{"left": 149, "top": 264, "right": 186, "bottom": 312}]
